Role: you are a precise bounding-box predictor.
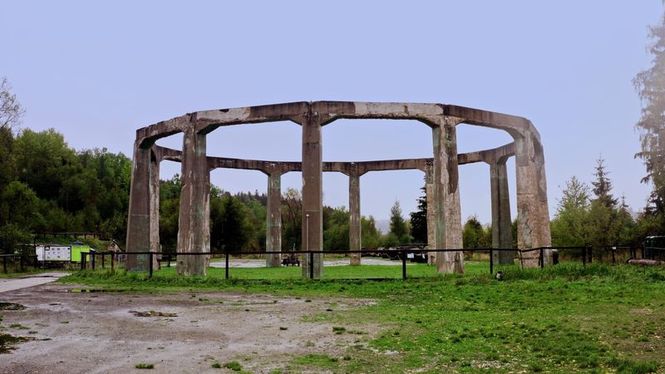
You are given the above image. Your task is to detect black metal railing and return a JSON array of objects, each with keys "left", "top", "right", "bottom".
[
  {"left": 1, "top": 254, "right": 39, "bottom": 274},
  {"left": 78, "top": 246, "right": 601, "bottom": 280}
]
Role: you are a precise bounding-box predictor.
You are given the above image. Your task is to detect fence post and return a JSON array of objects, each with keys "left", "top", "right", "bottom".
[
  {"left": 19, "top": 254, "right": 24, "bottom": 272},
  {"left": 111, "top": 252, "right": 114, "bottom": 271},
  {"left": 309, "top": 252, "right": 314, "bottom": 279},
  {"left": 539, "top": 248, "right": 544, "bottom": 269},
  {"left": 148, "top": 253, "right": 153, "bottom": 278},
  {"left": 588, "top": 246, "right": 593, "bottom": 264},
  {"left": 489, "top": 249, "right": 494, "bottom": 274},
  {"left": 612, "top": 247, "right": 616, "bottom": 264},
  {"left": 225, "top": 251, "right": 230, "bottom": 280},
  {"left": 102, "top": 253, "right": 105, "bottom": 269},
  {"left": 3, "top": 256, "right": 7, "bottom": 274},
  {"left": 81, "top": 253, "right": 86, "bottom": 271},
  {"left": 582, "top": 247, "right": 586, "bottom": 267},
  {"left": 91, "top": 252, "right": 95, "bottom": 270},
  {"left": 402, "top": 249, "right": 407, "bottom": 280}
]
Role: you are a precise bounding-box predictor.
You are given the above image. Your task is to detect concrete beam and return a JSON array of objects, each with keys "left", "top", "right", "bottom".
[
  {"left": 433, "top": 118, "right": 464, "bottom": 274},
  {"left": 297, "top": 113, "right": 324, "bottom": 279},
  {"left": 266, "top": 172, "right": 282, "bottom": 267},
  {"left": 125, "top": 142, "right": 151, "bottom": 271},
  {"left": 425, "top": 161, "right": 436, "bottom": 264},
  {"left": 514, "top": 130, "right": 552, "bottom": 267},
  {"left": 349, "top": 171, "right": 361, "bottom": 266},
  {"left": 176, "top": 127, "right": 211, "bottom": 276},
  {"left": 490, "top": 159, "right": 515, "bottom": 264},
  {"left": 149, "top": 149, "right": 161, "bottom": 270}
]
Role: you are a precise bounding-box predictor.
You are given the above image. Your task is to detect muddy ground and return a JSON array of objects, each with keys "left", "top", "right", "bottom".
[{"left": 0, "top": 283, "right": 381, "bottom": 373}]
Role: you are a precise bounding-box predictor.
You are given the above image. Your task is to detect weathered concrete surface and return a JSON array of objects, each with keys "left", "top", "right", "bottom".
[
  {"left": 176, "top": 127, "right": 211, "bottom": 276},
  {"left": 125, "top": 143, "right": 152, "bottom": 271},
  {"left": 349, "top": 171, "right": 362, "bottom": 265},
  {"left": 432, "top": 119, "right": 464, "bottom": 273},
  {"left": 266, "top": 172, "right": 282, "bottom": 267},
  {"left": 149, "top": 149, "right": 161, "bottom": 270},
  {"left": 131, "top": 101, "right": 552, "bottom": 277},
  {"left": 514, "top": 129, "right": 552, "bottom": 267},
  {"left": 299, "top": 114, "right": 323, "bottom": 279},
  {"left": 490, "top": 159, "right": 515, "bottom": 264},
  {"left": 0, "top": 273, "right": 67, "bottom": 293},
  {"left": 425, "top": 161, "right": 436, "bottom": 264}
]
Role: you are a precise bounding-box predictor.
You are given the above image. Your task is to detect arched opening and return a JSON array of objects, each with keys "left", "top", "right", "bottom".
[
  {"left": 322, "top": 118, "right": 431, "bottom": 237},
  {"left": 456, "top": 124, "right": 515, "bottom": 227}
]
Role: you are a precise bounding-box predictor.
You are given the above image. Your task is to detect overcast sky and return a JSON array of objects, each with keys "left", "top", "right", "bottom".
[{"left": 1, "top": 1, "right": 662, "bottom": 224}]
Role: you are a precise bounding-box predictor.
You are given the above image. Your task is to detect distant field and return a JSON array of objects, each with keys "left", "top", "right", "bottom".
[{"left": 61, "top": 263, "right": 665, "bottom": 373}]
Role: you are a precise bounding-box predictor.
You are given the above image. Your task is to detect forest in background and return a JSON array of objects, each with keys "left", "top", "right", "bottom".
[{"left": 2, "top": 25, "right": 665, "bottom": 257}]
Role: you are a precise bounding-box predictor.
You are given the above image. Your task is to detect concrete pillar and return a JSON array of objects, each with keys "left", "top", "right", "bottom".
[
  {"left": 515, "top": 130, "right": 552, "bottom": 267},
  {"left": 425, "top": 162, "right": 436, "bottom": 265},
  {"left": 176, "top": 127, "right": 211, "bottom": 276},
  {"left": 349, "top": 172, "right": 361, "bottom": 265},
  {"left": 149, "top": 149, "right": 161, "bottom": 270},
  {"left": 490, "top": 159, "right": 514, "bottom": 264},
  {"left": 433, "top": 120, "right": 464, "bottom": 274},
  {"left": 266, "top": 172, "right": 282, "bottom": 267},
  {"left": 301, "top": 116, "right": 323, "bottom": 279},
  {"left": 126, "top": 142, "right": 151, "bottom": 271}
]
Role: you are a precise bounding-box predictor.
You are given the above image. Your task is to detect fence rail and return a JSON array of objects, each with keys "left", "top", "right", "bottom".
[
  {"left": 76, "top": 245, "right": 637, "bottom": 280},
  {"left": 2, "top": 245, "right": 657, "bottom": 277}
]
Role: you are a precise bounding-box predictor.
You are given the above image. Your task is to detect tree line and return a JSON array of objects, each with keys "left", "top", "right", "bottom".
[{"left": 2, "top": 3, "right": 665, "bottom": 258}]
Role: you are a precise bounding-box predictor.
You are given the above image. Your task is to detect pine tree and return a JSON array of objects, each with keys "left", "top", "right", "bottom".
[
  {"left": 591, "top": 158, "right": 618, "bottom": 208},
  {"left": 409, "top": 186, "right": 428, "bottom": 244},
  {"left": 634, "top": 7, "right": 665, "bottom": 214},
  {"left": 389, "top": 201, "right": 409, "bottom": 243}
]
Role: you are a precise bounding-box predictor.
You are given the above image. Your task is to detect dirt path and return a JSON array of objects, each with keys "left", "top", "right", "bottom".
[
  {"left": 0, "top": 283, "right": 380, "bottom": 373},
  {"left": 0, "top": 273, "right": 68, "bottom": 293}
]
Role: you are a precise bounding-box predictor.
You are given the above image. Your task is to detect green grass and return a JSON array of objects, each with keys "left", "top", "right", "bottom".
[
  {"left": 61, "top": 263, "right": 665, "bottom": 373},
  {"left": 223, "top": 361, "right": 243, "bottom": 371},
  {"left": 134, "top": 363, "right": 154, "bottom": 369}
]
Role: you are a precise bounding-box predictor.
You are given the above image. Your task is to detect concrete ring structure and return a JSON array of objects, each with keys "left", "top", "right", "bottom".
[{"left": 125, "top": 101, "right": 552, "bottom": 278}]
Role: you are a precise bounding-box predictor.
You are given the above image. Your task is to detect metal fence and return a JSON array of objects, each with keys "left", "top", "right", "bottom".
[
  {"left": 3, "top": 244, "right": 659, "bottom": 277},
  {"left": 1, "top": 254, "right": 39, "bottom": 274},
  {"left": 78, "top": 246, "right": 611, "bottom": 280}
]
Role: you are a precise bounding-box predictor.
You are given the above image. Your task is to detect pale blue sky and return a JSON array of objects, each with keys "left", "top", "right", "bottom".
[{"left": 1, "top": 1, "right": 662, "bottom": 224}]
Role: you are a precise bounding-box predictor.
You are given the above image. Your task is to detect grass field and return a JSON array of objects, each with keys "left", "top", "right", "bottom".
[{"left": 61, "top": 263, "right": 665, "bottom": 373}]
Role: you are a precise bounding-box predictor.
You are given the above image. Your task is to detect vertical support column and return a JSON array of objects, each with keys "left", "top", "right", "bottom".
[
  {"left": 301, "top": 115, "right": 323, "bottom": 279},
  {"left": 176, "top": 127, "right": 211, "bottom": 276},
  {"left": 266, "top": 171, "right": 283, "bottom": 267},
  {"left": 514, "top": 130, "right": 552, "bottom": 267},
  {"left": 425, "top": 162, "right": 436, "bottom": 264},
  {"left": 125, "top": 141, "right": 151, "bottom": 271},
  {"left": 349, "top": 171, "right": 361, "bottom": 266},
  {"left": 490, "top": 159, "right": 515, "bottom": 264},
  {"left": 149, "top": 149, "right": 161, "bottom": 270},
  {"left": 433, "top": 119, "right": 464, "bottom": 274}
]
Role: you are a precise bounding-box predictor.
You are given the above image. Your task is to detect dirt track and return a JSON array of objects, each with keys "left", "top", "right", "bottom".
[{"left": 0, "top": 283, "right": 379, "bottom": 373}]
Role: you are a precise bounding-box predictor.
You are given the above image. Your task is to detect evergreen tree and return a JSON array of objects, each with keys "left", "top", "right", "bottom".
[
  {"left": 591, "top": 158, "right": 618, "bottom": 208},
  {"left": 634, "top": 7, "right": 665, "bottom": 214},
  {"left": 389, "top": 201, "right": 410, "bottom": 243},
  {"left": 409, "top": 186, "right": 428, "bottom": 244}
]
